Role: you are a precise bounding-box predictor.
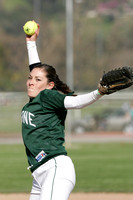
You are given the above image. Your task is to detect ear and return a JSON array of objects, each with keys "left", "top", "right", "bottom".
[{"left": 47, "top": 82, "right": 55, "bottom": 90}]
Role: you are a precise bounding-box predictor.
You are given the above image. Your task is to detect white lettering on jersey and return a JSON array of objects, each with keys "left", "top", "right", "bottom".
[{"left": 21, "top": 111, "right": 36, "bottom": 127}]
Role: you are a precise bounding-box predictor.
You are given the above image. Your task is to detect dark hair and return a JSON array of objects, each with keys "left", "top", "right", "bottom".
[{"left": 30, "top": 63, "right": 73, "bottom": 94}]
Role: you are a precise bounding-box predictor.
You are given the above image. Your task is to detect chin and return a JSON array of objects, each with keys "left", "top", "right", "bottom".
[
  {"left": 27, "top": 92, "right": 35, "bottom": 98},
  {"left": 27, "top": 91, "right": 39, "bottom": 98}
]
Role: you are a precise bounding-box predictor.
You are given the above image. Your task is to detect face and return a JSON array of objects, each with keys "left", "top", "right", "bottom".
[{"left": 27, "top": 68, "right": 54, "bottom": 98}]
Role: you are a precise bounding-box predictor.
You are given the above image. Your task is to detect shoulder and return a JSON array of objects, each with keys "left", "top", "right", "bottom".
[
  {"left": 41, "top": 89, "right": 66, "bottom": 98},
  {"left": 40, "top": 89, "right": 66, "bottom": 109}
]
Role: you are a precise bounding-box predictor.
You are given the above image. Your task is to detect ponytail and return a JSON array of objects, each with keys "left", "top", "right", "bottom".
[{"left": 54, "top": 74, "right": 73, "bottom": 94}]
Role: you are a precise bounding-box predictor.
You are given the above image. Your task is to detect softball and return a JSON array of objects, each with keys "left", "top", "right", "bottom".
[{"left": 23, "top": 21, "right": 38, "bottom": 36}]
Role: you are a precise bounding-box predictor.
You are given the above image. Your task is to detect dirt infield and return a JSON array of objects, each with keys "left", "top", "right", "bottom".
[
  {"left": 1, "top": 131, "right": 133, "bottom": 144},
  {"left": 1, "top": 193, "right": 133, "bottom": 200}
]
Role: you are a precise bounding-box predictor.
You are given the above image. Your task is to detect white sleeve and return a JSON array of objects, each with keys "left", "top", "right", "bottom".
[
  {"left": 26, "top": 41, "right": 40, "bottom": 65},
  {"left": 64, "top": 90, "right": 102, "bottom": 109}
]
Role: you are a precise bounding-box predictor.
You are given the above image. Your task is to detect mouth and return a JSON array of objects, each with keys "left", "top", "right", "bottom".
[{"left": 27, "top": 88, "right": 34, "bottom": 92}]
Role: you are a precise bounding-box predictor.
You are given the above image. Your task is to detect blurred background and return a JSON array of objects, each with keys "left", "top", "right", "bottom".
[{"left": 1, "top": 0, "right": 133, "bottom": 136}]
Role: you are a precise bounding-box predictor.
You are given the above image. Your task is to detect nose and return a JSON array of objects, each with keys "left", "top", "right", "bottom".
[{"left": 28, "top": 78, "right": 34, "bottom": 86}]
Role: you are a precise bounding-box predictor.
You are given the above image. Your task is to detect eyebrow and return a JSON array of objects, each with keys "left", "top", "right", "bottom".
[{"left": 29, "top": 74, "right": 42, "bottom": 79}]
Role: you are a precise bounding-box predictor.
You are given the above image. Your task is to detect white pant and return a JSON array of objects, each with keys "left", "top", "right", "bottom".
[{"left": 29, "top": 155, "right": 76, "bottom": 200}]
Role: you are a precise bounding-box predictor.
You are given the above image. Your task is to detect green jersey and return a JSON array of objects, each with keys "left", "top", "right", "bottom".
[{"left": 21, "top": 89, "right": 71, "bottom": 172}]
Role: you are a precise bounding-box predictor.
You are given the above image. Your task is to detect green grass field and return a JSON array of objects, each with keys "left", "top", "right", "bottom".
[{"left": 0, "top": 142, "right": 133, "bottom": 193}]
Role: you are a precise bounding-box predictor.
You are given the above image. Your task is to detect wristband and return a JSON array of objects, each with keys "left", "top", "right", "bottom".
[{"left": 97, "top": 89, "right": 102, "bottom": 95}]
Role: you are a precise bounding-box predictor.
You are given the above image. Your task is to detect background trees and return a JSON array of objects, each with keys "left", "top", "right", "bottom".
[{"left": 0, "top": 0, "right": 133, "bottom": 91}]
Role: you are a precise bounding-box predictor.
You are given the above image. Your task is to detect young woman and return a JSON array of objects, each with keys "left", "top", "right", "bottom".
[{"left": 22, "top": 23, "right": 104, "bottom": 200}]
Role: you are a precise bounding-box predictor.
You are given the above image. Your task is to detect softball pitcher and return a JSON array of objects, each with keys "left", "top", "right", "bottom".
[{"left": 22, "top": 22, "right": 104, "bottom": 200}]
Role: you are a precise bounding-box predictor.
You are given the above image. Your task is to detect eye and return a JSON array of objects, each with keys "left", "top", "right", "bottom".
[
  {"left": 28, "top": 76, "right": 32, "bottom": 80},
  {"left": 36, "top": 78, "right": 41, "bottom": 81}
]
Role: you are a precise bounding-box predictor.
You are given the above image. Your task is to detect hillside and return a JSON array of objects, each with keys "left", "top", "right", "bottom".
[{"left": 0, "top": 0, "right": 133, "bottom": 91}]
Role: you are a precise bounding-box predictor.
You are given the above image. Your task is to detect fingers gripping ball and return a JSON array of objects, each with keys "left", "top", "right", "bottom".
[{"left": 23, "top": 21, "right": 38, "bottom": 36}]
